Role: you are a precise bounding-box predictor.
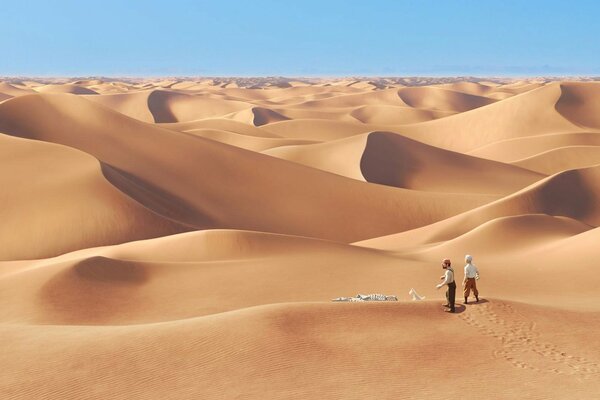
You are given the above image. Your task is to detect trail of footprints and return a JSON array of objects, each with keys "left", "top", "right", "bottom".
[{"left": 458, "top": 301, "right": 600, "bottom": 378}]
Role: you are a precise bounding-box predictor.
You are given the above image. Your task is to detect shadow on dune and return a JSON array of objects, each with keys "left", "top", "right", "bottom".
[
  {"left": 446, "top": 304, "right": 467, "bottom": 314},
  {"left": 534, "top": 168, "right": 598, "bottom": 223},
  {"left": 360, "top": 132, "right": 412, "bottom": 188},
  {"left": 38, "top": 256, "right": 151, "bottom": 324},
  {"left": 100, "top": 162, "right": 205, "bottom": 229},
  {"left": 73, "top": 256, "right": 148, "bottom": 283},
  {"left": 250, "top": 107, "right": 290, "bottom": 126},
  {"left": 555, "top": 83, "right": 600, "bottom": 130},
  {"left": 359, "top": 131, "right": 542, "bottom": 194},
  {"left": 465, "top": 298, "right": 489, "bottom": 306},
  {"left": 147, "top": 90, "right": 178, "bottom": 123}
]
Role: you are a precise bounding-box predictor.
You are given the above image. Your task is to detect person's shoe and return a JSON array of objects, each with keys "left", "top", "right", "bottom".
[
  {"left": 464, "top": 297, "right": 468, "bottom": 304},
  {"left": 442, "top": 303, "right": 450, "bottom": 307},
  {"left": 445, "top": 309, "right": 455, "bottom": 313}
]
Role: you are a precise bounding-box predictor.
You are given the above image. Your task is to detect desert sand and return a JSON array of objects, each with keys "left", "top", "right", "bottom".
[{"left": 1, "top": 76, "right": 600, "bottom": 399}]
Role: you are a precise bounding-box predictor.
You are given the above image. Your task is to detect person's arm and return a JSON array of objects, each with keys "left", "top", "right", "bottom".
[
  {"left": 436, "top": 270, "right": 450, "bottom": 289},
  {"left": 463, "top": 266, "right": 468, "bottom": 285}
]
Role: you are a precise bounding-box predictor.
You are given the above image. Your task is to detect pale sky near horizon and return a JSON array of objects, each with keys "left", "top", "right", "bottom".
[{"left": 1, "top": 0, "right": 599, "bottom": 76}]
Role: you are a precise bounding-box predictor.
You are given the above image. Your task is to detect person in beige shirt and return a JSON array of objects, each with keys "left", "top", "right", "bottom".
[
  {"left": 463, "top": 254, "right": 480, "bottom": 304},
  {"left": 436, "top": 258, "right": 456, "bottom": 313}
]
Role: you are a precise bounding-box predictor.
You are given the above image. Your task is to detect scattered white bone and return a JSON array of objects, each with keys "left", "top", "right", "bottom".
[
  {"left": 409, "top": 288, "right": 425, "bottom": 301},
  {"left": 332, "top": 293, "right": 398, "bottom": 302}
]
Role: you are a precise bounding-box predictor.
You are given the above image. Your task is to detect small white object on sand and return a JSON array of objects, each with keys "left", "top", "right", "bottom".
[{"left": 409, "top": 288, "right": 425, "bottom": 301}]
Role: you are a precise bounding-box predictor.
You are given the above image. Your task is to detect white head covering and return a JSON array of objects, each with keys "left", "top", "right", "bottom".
[{"left": 465, "top": 254, "right": 473, "bottom": 264}]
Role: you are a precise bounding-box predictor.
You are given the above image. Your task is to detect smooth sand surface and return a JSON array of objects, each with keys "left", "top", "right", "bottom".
[{"left": 1, "top": 77, "right": 600, "bottom": 399}]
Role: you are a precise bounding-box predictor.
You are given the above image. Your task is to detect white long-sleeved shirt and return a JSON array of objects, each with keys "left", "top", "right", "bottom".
[
  {"left": 464, "top": 263, "right": 479, "bottom": 279},
  {"left": 437, "top": 268, "right": 454, "bottom": 288}
]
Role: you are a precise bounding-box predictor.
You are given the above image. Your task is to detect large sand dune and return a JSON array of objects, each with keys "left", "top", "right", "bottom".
[{"left": 1, "top": 77, "right": 600, "bottom": 399}]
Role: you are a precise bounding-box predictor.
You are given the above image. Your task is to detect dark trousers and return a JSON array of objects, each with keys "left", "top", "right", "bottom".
[{"left": 446, "top": 282, "right": 456, "bottom": 311}]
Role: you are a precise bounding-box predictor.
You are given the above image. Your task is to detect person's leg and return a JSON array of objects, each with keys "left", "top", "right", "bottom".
[
  {"left": 473, "top": 279, "right": 479, "bottom": 301},
  {"left": 464, "top": 279, "right": 472, "bottom": 302},
  {"left": 449, "top": 282, "right": 456, "bottom": 312}
]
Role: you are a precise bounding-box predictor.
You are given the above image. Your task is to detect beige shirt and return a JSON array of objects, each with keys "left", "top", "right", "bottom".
[
  {"left": 464, "top": 263, "right": 479, "bottom": 279},
  {"left": 437, "top": 268, "right": 455, "bottom": 288}
]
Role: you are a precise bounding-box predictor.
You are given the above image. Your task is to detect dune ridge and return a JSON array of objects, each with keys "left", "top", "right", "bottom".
[
  {"left": 0, "top": 93, "right": 496, "bottom": 243},
  {"left": 266, "top": 131, "right": 544, "bottom": 194}
]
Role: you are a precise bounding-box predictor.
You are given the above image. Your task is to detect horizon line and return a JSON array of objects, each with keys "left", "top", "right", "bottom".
[{"left": 2, "top": 74, "right": 599, "bottom": 80}]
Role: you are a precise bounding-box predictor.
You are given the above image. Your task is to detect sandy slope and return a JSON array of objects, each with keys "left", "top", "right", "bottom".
[
  {"left": 259, "top": 118, "right": 377, "bottom": 140},
  {"left": 468, "top": 131, "right": 600, "bottom": 162},
  {"left": 1, "top": 78, "right": 600, "bottom": 399},
  {"left": 0, "top": 82, "right": 36, "bottom": 97},
  {"left": 397, "top": 83, "right": 587, "bottom": 152},
  {"left": 512, "top": 145, "right": 600, "bottom": 174},
  {"left": 397, "top": 86, "right": 497, "bottom": 112},
  {"left": 0, "top": 93, "right": 493, "bottom": 243},
  {"left": 266, "top": 131, "right": 544, "bottom": 194},
  {"left": 85, "top": 90, "right": 156, "bottom": 122},
  {"left": 358, "top": 164, "right": 600, "bottom": 252},
  {"left": 160, "top": 118, "right": 284, "bottom": 138},
  {"left": 34, "top": 84, "right": 99, "bottom": 95},
  {"left": 0, "top": 134, "right": 185, "bottom": 260},
  {"left": 3, "top": 301, "right": 600, "bottom": 400}
]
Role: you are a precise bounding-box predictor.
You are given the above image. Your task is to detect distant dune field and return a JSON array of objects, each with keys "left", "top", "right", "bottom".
[{"left": 1, "top": 77, "right": 600, "bottom": 399}]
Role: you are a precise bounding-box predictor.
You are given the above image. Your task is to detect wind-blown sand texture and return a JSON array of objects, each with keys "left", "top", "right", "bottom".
[{"left": 1, "top": 76, "right": 600, "bottom": 399}]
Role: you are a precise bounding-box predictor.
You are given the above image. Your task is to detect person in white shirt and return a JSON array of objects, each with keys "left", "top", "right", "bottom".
[
  {"left": 463, "top": 254, "right": 480, "bottom": 304},
  {"left": 436, "top": 258, "right": 456, "bottom": 313}
]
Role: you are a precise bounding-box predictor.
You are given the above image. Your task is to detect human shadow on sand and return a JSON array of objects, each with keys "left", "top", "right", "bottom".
[{"left": 464, "top": 298, "right": 489, "bottom": 306}]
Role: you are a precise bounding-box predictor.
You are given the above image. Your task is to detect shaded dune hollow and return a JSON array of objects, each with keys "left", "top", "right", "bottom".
[{"left": 359, "top": 132, "right": 544, "bottom": 194}]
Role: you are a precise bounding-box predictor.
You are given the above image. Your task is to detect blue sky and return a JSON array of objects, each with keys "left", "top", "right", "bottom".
[{"left": 1, "top": 0, "right": 599, "bottom": 76}]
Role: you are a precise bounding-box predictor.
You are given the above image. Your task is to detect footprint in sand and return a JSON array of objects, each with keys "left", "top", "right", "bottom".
[{"left": 458, "top": 301, "right": 600, "bottom": 379}]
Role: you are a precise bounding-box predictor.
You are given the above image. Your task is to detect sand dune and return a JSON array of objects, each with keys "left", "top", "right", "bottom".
[
  {"left": 85, "top": 90, "right": 156, "bottom": 122},
  {"left": 0, "top": 230, "right": 403, "bottom": 324},
  {"left": 34, "top": 83, "right": 99, "bottom": 95},
  {"left": 358, "top": 164, "right": 600, "bottom": 252},
  {"left": 147, "top": 90, "right": 249, "bottom": 122},
  {"left": 206, "top": 84, "right": 361, "bottom": 104},
  {"left": 512, "top": 145, "right": 600, "bottom": 174},
  {"left": 0, "top": 134, "right": 185, "bottom": 260},
  {"left": 413, "top": 214, "right": 592, "bottom": 258},
  {"left": 2, "top": 78, "right": 600, "bottom": 399},
  {"left": 181, "top": 128, "right": 315, "bottom": 151},
  {"left": 0, "top": 82, "right": 36, "bottom": 97},
  {"left": 398, "top": 86, "right": 496, "bottom": 113},
  {"left": 259, "top": 118, "right": 375, "bottom": 140},
  {"left": 267, "top": 131, "right": 544, "bottom": 194},
  {"left": 350, "top": 104, "right": 448, "bottom": 124},
  {"left": 436, "top": 81, "right": 498, "bottom": 96},
  {"left": 397, "top": 83, "right": 587, "bottom": 152},
  {"left": 4, "top": 301, "right": 598, "bottom": 399},
  {"left": 226, "top": 106, "right": 291, "bottom": 126},
  {"left": 468, "top": 131, "right": 600, "bottom": 162},
  {"left": 160, "top": 117, "right": 284, "bottom": 138},
  {"left": 0, "top": 93, "right": 491, "bottom": 243},
  {"left": 555, "top": 82, "right": 600, "bottom": 129},
  {"left": 2, "top": 226, "right": 597, "bottom": 326},
  {"left": 296, "top": 87, "right": 406, "bottom": 108}
]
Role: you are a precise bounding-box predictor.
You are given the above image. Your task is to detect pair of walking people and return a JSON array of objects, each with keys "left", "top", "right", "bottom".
[{"left": 435, "top": 255, "right": 479, "bottom": 313}]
